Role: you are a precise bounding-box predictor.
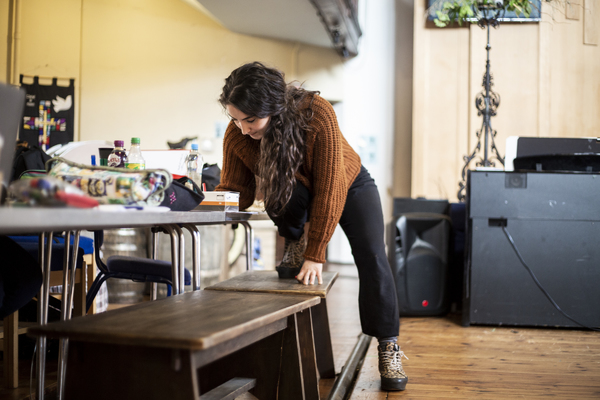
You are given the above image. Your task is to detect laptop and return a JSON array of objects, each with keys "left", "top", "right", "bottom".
[{"left": 0, "top": 82, "right": 26, "bottom": 203}]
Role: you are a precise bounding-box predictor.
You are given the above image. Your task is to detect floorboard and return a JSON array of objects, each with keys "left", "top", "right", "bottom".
[{"left": 349, "top": 301, "right": 600, "bottom": 399}]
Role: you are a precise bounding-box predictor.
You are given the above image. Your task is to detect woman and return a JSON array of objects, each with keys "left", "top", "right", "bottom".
[{"left": 216, "top": 62, "right": 408, "bottom": 391}]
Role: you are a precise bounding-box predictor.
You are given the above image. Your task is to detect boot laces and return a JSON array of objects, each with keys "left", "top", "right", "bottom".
[{"left": 379, "top": 343, "right": 408, "bottom": 375}]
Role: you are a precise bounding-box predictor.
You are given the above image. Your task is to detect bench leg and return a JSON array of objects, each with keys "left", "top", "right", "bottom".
[
  {"left": 311, "top": 299, "right": 336, "bottom": 378},
  {"left": 197, "top": 330, "right": 284, "bottom": 399},
  {"left": 278, "top": 311, "right": 319, "bottom": 400},
  {"left": 65, "top": 342, "right": 198, "bottom": 400},
  {"left": 196, "top": 311, "right": 319, "bottom": 400},
  {"left": 3, "top": 311, "right": 18, "bottom": 388},
  {"left": 294, "top": 309, "right": 320, "bottom": 400}
]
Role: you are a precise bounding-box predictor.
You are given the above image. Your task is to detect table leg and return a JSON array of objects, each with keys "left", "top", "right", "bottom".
[
  {"left": 36, "top": 231, "right": 53, "bottom": 400},
  {"left": 162, "top": 226, "right": 180, "bottom": 295},
  {"left": 183, "top": 224, "right": 201, "bottom": 291},
  {"left": 58, "top": 231, "right": 81, "bottom": 400},
  {"left": 57, "top": 231, "right": 71, "bottom": 400},
  {"left": 151, "top": 228, "right": 159, "bottom": 300},
  {"left": 239, "top": 221, "right": 253, "bottom": 271},
  {"left": 172, "top": 225, "right": 186, "bottom": 293}
]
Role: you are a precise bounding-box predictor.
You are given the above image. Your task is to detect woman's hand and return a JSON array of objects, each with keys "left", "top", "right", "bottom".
[{"left": 296, "top": 260, "right": 323, "bottom": 285}]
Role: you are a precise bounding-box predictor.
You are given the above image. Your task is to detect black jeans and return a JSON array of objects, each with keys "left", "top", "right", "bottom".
[{"left": 269, "top": 166, "right": 400, "bottom": 338}]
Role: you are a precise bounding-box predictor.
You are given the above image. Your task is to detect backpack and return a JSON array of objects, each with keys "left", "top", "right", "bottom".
[{"left": 10, "top": 142, "right": 51, "bottom": 182}]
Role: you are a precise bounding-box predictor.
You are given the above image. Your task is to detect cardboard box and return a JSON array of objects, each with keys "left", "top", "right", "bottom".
[{"left": 195, "top": 191, "right": 239, "bottom": 212}]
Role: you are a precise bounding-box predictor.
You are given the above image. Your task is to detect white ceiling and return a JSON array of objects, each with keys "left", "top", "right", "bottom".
[{"left": 192, "top": 0, "right": 332, "bottom": 48}]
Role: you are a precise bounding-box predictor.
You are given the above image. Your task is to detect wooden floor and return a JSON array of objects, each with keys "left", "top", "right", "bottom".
[
  {"left": 321, "top": 264, "right": 600, "bottom": 400},
  {"left": 1, "top": 263, "right": 599, "bottom": 400}
]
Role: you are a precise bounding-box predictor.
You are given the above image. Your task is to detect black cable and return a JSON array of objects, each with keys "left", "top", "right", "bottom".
[{"left": 501, "top": 225, "right": 600, "bottom": 332}]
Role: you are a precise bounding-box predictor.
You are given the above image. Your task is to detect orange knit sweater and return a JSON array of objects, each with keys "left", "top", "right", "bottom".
[{"left": 216, "top": 94, "right": 362, "bottom": 263}]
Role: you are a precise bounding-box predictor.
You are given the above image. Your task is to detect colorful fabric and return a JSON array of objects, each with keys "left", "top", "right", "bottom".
[
  {"left": 47, "top": 157, "right": 171, "bottom": 206},
  {"left": 19, "top": 75, "right": 75, "bottom": 150}
]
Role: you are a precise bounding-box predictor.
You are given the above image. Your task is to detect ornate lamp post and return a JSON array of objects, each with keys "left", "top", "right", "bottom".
[{"left": 458, "top": 3, "right": 506, "bottom": 201}]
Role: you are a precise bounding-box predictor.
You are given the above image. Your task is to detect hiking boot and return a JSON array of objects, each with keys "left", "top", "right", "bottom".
[
  {"left": 276, "top": 233, "right": 306, "bottom": 279},
  {"left": 378, "top": 342, "right": 408, "bottom": 391}
]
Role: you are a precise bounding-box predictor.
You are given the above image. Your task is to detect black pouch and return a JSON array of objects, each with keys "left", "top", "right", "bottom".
[
  {"left": 160, "top": 177, "right": 205, "bottom": 211},
  {"left": 202, "top": 163, "right": 221, "bottom": 191}
]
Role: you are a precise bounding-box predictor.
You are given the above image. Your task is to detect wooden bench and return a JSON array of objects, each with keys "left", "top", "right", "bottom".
[
  {"left": 205, "top": 271, "right": 338, "bottom": 379},
  {"left": 28, "top": 290, "right": 321, "bottom": 400}
]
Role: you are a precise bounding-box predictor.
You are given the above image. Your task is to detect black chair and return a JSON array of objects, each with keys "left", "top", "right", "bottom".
[
  {"left": 86, "top": 230, "right": 191, "bottom": 312},
  {"left": 10, "top": 234, "right": 91, "bottom": 315}
]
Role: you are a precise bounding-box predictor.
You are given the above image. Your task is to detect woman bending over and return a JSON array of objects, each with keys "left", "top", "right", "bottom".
[{"left": 216, "top": 62, "right": 408, "bottom": 391}]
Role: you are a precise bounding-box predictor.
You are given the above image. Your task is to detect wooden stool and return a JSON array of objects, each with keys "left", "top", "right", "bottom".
[
  {"left": 205, "top": 270, "right": 338, "bottom": 379},
  {"left": 29, "top": 290, "right": 321, "bottom": 400}
]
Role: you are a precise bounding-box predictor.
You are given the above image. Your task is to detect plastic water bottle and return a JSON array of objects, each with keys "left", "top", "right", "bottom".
[
  {"left": 186, "top": 143, "right": 203, "bottom": 190},
  {"left": 107, "top": 140, "right": 127, "bottom": 168},
  {"left": 126, "top": 137, "right": 145, "bottom": 170}
]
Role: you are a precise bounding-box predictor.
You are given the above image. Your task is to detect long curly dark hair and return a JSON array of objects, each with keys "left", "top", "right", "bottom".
[{"left": 219, "top": 62, "right": 317, "bottom": 215}]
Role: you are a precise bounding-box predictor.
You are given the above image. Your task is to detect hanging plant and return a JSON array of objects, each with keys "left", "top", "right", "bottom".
[{"left": 432, "top": 0, "right": 545, "bottom": 27}]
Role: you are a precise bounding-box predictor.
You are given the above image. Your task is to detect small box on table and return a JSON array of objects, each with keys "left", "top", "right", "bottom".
[{"left": 195, "top": 191, "right": 239, "bottom": 212}]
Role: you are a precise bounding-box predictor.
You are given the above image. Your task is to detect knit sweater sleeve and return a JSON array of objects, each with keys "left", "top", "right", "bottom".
[
  {"left": 215, "top": 122, "right": 256, "bottom": 211},
  {"left": 303, "top": 98, "right": 349, "bottom": 263}
]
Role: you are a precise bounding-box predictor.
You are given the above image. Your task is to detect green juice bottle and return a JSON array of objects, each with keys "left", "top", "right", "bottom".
[{"left": 126, "top": 137, "right": 145, "bottom": 170}]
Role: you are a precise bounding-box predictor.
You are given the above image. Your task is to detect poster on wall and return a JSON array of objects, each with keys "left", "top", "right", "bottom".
[{"left": 18, "top": 75, "right": 75, "bottom": 151}]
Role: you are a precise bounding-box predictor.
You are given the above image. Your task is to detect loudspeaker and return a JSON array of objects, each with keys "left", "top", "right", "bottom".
[{"left": 389, "top": 212, "right": 451, "bottom": 316}]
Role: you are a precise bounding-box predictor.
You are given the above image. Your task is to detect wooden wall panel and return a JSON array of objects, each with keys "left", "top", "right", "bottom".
[
  {"left": 411, "top": 1, "right": 600, "bottom": 202},
  {"left": 412, "top": 0, "right": 469, "bottom": 200}
]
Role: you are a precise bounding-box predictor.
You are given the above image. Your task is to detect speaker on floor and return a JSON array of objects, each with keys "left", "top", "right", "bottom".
[{"left": 389, "top": 211, "right": 451, "bottom": 316}]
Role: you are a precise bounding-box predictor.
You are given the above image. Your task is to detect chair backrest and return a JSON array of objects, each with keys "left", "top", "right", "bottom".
[{"left": 93, "top": 230, "right": 109, "bottom": 274}]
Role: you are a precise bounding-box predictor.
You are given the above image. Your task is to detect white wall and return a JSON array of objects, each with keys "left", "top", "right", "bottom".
[
  {"left": 328, "top": 0, "right": 398, "bottom": 263},
  {"left": 1, "top": 0, "right": 345, "bottom": 167}
]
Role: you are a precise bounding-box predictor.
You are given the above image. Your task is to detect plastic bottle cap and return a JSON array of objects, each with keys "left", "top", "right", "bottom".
[
  {"left": 191, "top": 143, "right": 198, "bottom": 150},
  {"left": 131, "top": 137, "right": 140, "bottom": 144},
  {"left": 114, "top": 140, "right": 124, "bottom": 147}
]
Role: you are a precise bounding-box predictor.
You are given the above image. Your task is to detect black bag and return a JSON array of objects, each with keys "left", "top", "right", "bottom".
[
  {"left": 160, "top": 177, "right": 205, "bottom": 211},
  {"left": 201, "top": 163, "right": 221, "bottom": 191},
  {"left": 10, "top": 143, "right": 51, "bottom": 182}
]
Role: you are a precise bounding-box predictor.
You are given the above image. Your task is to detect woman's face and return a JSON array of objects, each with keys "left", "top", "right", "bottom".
[{"left": 226, "top": 104, "right": 270, "bottom": 140}]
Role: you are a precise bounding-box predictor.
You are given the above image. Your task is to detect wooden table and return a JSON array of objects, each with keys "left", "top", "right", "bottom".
[
  {"left": 0, "top": 207, "right": 256, "bottom": 396},
  {"left": 205, "top": 270, "right": 339, "bottom": 378},
  {"left": 29, "top": 290, "right": 321, "bottom": 400}
]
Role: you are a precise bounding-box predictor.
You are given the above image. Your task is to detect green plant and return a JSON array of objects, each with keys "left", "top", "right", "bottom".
[{"left": 432, "top": 0, "right": 539, "bottom": 27}]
